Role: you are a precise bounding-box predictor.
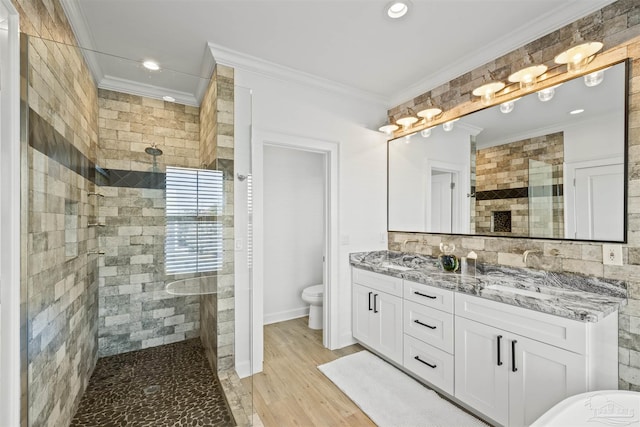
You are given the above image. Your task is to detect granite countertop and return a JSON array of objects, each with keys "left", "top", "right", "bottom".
[{"left": 350, "top": 250, "right": 628, "bottom": 322}]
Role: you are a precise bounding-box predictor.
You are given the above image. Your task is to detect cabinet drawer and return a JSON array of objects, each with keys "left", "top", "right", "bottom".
[
  {"left": 456, "top": 293, "right": 586, "bottom": 354},
  {"left": 352, "top": 268, "right": 403, "bottom": 297},
  {"left": 404, "top": 300, "right": 454, "bottom": 353},
  {"left": 403, "top": 280, "right": 454, "bottom": 313},
  {"left": 403, "top": 334, "right": 454, "bottom": 395}
]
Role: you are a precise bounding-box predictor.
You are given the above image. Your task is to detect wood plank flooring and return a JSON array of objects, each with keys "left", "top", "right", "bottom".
[{"left": 242, "top": 317, "right": 376, "bottom": 427}]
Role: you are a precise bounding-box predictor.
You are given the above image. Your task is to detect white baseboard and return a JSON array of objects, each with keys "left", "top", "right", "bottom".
[
  {"left": 339, "top": 332, "right": 357, "bottom": 349},
  {"left": 235, "top": 360, "right": 252, "bottom": 379},
  {"left": 263, "top": 306, "right": 309, "bottom": 325}
]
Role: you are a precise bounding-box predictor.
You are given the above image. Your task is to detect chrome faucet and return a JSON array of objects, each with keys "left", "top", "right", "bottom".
[{"left": 522, "top": 249, "right": 542, "bottom": 264}]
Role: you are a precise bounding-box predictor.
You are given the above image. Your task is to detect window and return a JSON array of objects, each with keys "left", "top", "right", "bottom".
[{"left": 165, "top": 166, "right": 224, "bottom": 274}]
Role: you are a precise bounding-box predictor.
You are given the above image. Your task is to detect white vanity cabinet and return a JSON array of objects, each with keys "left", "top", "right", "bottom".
[
  {"left": 352, "top": 269, "right": 403, "bottom": 364},
  {"left": 455, "top": 293, "right": 618, "bottom": 427},
  {"left": 351, "top": 266, "right": 620, "bottom": 427},
  {"left": 402, "top": 280, "right": 455, "bottom": 394}
]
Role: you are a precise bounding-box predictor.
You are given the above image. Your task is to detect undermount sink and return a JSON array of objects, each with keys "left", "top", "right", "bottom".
[
  {"left": 483, "top": 284, "right": 555, "bottom": 300},
  {"left": 379, "top": 262, "right": 413, "bottom": 271}
]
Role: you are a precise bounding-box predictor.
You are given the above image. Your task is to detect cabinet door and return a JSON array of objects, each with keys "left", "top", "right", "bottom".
[
  {"left": 374, "top": 291, "right": 403, "bottom": 365},
  {"left": 455, "top": 316, "right": 509, "bottom": 426},
  {"left": 509, "top": 335, "right": 586, "bottom": 427},
  {"left": 352, "top": 284, "right": 374, "bottom": 345}
]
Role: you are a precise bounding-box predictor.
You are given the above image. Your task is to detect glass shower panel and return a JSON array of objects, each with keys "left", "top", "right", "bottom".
[
  {"left": 528, "top": 159, "right": 554, "bottom": 238},
  {"left": 22, "top": 34, "right": 254, "bottom": 426}
]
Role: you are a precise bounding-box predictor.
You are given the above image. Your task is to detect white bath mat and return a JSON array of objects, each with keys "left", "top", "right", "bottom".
[{"left": 318, "top": 350, "right": 488, "bottom": 427}]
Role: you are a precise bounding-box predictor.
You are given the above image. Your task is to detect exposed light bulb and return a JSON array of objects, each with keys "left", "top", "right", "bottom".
[
  {"left": 420, "top": 128, "right": 432, "bottom": 138},
  {"left": 538, "top": 88, "right": 555, "bottom": 102},
  {"left": 554, "top": 42, "right": 603, "bottom": 73},
  {"left": 584, "top": 70, "right": 604, "bottom": 87},
  {"left": 396, "top": 116, "right": 418, "bottom": 130},
  {"left": 442, "top": 119, "right": 458, "bottom": 132},
  {"left": 472, "top": 82, "right": 505, "bottom": 106},
  {"left": 508, "top": 65, "right": 547, "bottom": 91},
  {"left": 500, "top": 101, "right": 515, "bottom": 114},
  {"left": 378, "top": 124, "right": 399, "bottom": 135},
  {"left": 404, "top": 135, "right": 412, "bottom": 144}
]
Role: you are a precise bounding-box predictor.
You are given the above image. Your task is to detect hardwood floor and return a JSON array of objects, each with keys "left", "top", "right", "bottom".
[{"left": 242, "top": 317, "right": 376, "bottom": 427}]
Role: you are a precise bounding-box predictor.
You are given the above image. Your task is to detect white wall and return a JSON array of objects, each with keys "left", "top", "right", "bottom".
[
  {"left": 563, "top": 111, "right": 624, "bottom": 163},
  {"left": 232, "top": 65, "right": 388, "bottom": 361},
  {"left": 263, "top": 146, "right": 324, "bottom": 324}
]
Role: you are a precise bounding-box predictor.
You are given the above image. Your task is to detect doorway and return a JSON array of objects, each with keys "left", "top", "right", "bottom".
[
  {"left": 565, "top": 158, "right": 624, "bottom": 241},
  {"left": 251, "top": 129, "right": 339, "bottom": 374}
]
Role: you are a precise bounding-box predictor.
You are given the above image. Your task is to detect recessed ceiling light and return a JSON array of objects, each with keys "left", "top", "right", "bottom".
[
  {"left": 387, "top": 1, "right": 409, "bottom": 19},
  {"left": 163, "top": 96, "right": 176, "bottom": 102},
  {"left": 143, "top": 60, "right": 160, "bottom": 71},
  {"left": 569, "top": 109, "right": 585, "bottom": 115}
]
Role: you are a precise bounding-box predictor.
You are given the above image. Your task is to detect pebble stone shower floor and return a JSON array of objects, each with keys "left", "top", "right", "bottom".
[{"left": 71, "top": 338, "right": 235, "bottom": 426}]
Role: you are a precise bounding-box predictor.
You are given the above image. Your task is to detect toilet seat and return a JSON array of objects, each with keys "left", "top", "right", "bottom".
[{"left": 302, "top": 284, "right": 323, "bottom": 298}]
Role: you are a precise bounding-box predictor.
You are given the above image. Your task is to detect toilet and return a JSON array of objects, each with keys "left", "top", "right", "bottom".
[{"left": 301, "top": 284, "right": 324, "bottom": 330}]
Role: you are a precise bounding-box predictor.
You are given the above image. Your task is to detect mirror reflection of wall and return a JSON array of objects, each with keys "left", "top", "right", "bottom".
[{"left": 388, "top": 61, "right": 626, "bottom": 242}]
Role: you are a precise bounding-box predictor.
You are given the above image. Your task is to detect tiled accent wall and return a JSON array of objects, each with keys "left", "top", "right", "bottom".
[
  {"left": 200, "top": 65, "right": 236, "bottom": 372},
  {"left": 96, "top": 90, "right": 202, "bottom": 356},
  {"left": 98, "top": 89, "right": 200, "bottom": 171},
  {"left": 475, "top": 132, "right": 564, "bottom": 237},
  {"left": 387, "top": 0, "right": 640, "bottom": 390},
  {"left": 17, "top": 0, "right": 101, "bottom": 421}
]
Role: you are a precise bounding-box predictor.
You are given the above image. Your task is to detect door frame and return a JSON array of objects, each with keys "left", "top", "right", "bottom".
[
  {"left": 0, "top": 1, "right": 22, "bottom": 425},
  {"left": 564, "top": 156, "right": 624, "bottom": 240},
  {"left": 425, "top": 160, "right": 468, "bottom": 234},
  {"left": 251, "top": 128, "right": 339, "bottom": 373}
]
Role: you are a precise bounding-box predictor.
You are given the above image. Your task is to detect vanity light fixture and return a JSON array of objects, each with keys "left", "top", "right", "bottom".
[
  {"left": 142, "top": 60, "right": 160, "bottom": 71},
  {"left": 499, "top": 97, "right": 520, "bottom": 114},
  {"left": 508, "top": 64, "right": 548, "bottom": 91},
  {"left": 584, "top": 69, "right": 605, "bottom": 87},
  {"left": 386, "top": 1, "right": 409, "bottom": 19},
  {"left": 379, "top": 123, "right": 399, "bottom": 135},
  {"left": 163, "top": 95, "right": 176, "bottom": 102},
  {"left": 396, "top": 115, "right": 418, "bottom": 130},
  {"left": 537, "top": 84, "right": 561, "bottom": 102},
  {"left": 420, "top": 128, "right": 432, "bottom": 138},
  {"left": 442, "top": 118, "right": 459, "bottom": 132},
  {"left": 554, "top": 42, "right": 603, "bottom": 73},
  {"left": 472, "top": 81, "right": 505, "bottom": 106}
]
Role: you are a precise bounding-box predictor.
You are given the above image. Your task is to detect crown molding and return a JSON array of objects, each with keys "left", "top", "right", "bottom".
[
  {"left": 99, "top": 75, "right": 199, "bottom": 106},
  {"left": 194, "top": 45, "right": 216, "bottom": 104},
  {"left": 208, "top": 42, "right": 390, "bottom": 108},
  {"left": 59, "top": 0, "right": 104, "bottom": 85},
  {"left": 390, "top": 0, "right": 617, "bottom": 107}
]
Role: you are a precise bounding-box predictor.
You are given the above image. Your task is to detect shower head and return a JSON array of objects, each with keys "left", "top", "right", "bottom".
[{"left": 145, "top": 144, "right": 163, "bottom": 156}]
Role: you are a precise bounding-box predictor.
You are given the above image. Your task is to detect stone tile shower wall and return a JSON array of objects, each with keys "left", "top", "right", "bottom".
[
  {"left": 387, "top": 0, "right": 640, "bottom": 390},
  {"left": 17, "top": 0, "right": 101, "bottom": 422},
  {"left": 96, "top": 90, "right": 202, "bottom": 356},
  {"left": 199, "top": 64, "right": 235, "bottom": 372},
  {"left": 475, "top": 132, "right": 564, "bottom": 237}
]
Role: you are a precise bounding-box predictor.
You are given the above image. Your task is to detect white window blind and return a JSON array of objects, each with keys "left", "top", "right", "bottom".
[{"left": 165, "top": 166, "right": 224, "bottom": 274}]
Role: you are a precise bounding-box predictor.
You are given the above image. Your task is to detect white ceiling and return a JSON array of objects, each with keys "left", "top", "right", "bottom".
[{"left": 61, "top": 0, "right": 616, "bottom": 108}]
